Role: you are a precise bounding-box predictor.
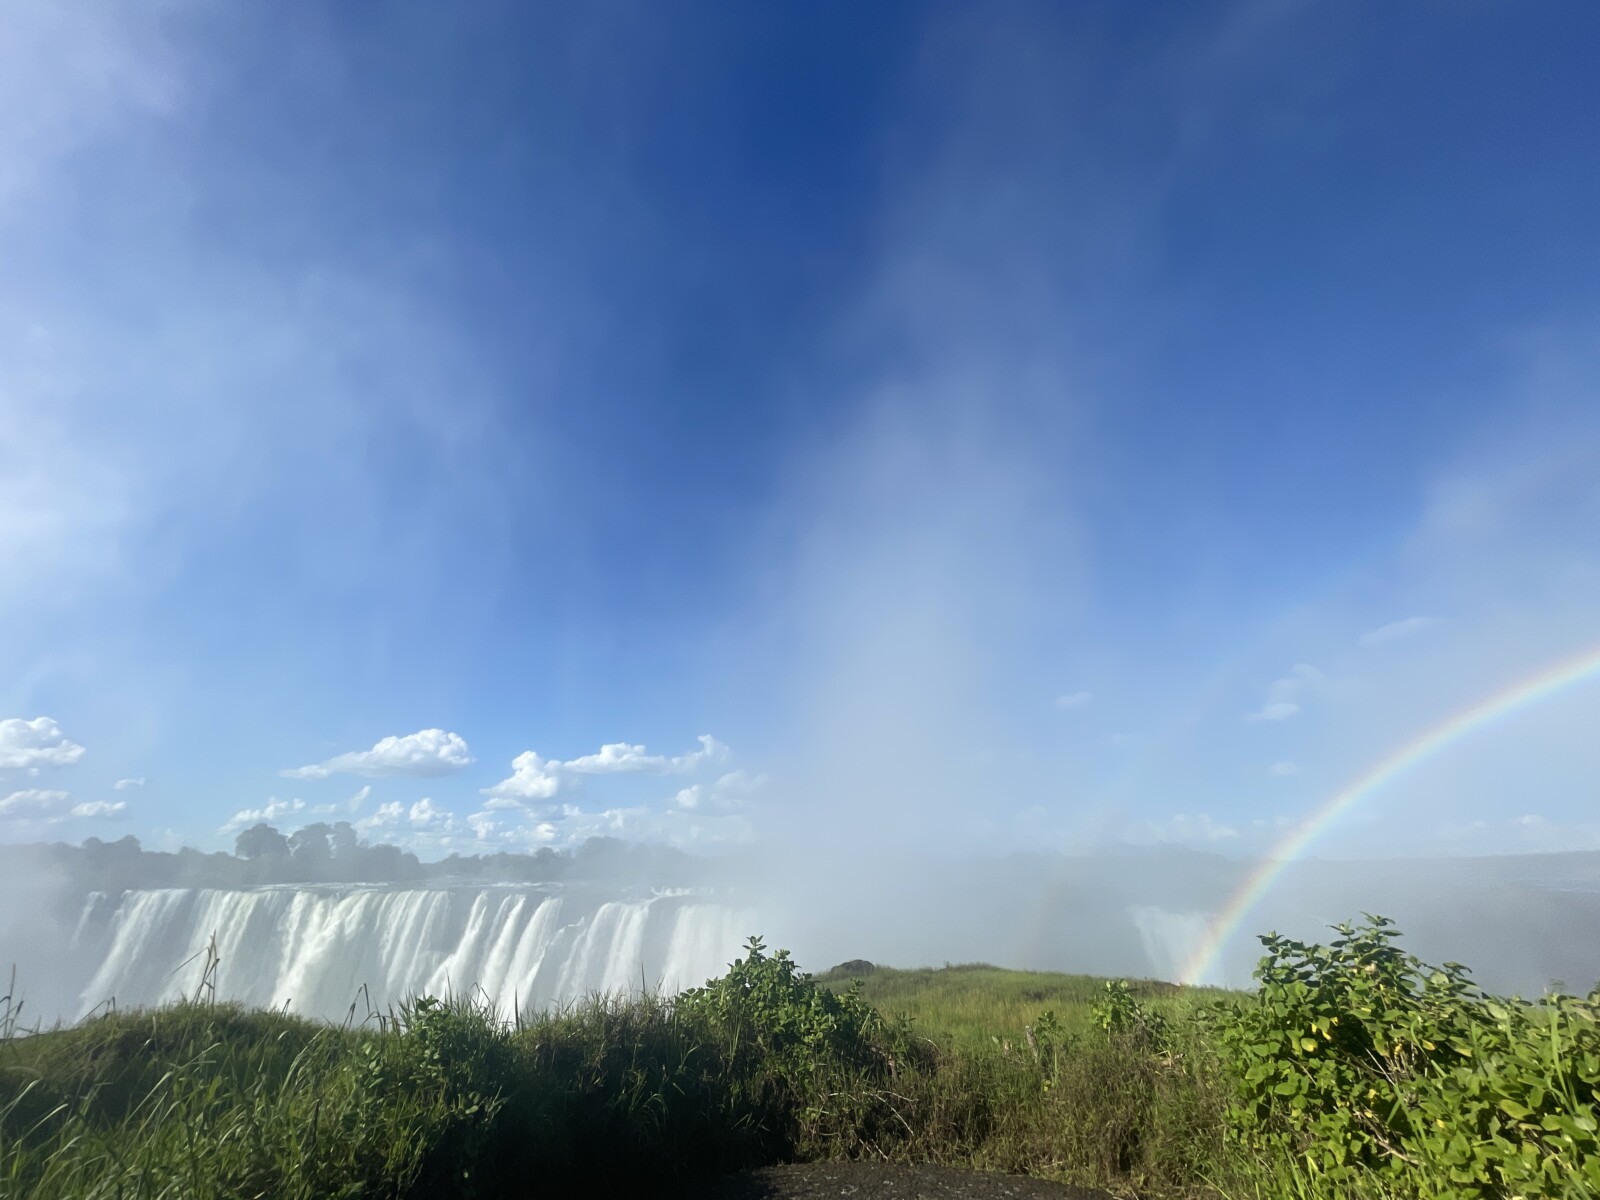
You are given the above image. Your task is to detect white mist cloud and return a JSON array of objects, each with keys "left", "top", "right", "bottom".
[
  {"left": 0, "top": 788, "right": 71, "bottom": 817},
  {"left": 407, "top": 797, "right": 454, "bottom": 831},
  {"left": 715, "top": 769, "right": 768, "bottom": 795},
  {"left": 481, "top": 750, "right": 564, "bottom": 803},
  {"left": 282, "top": 729, "right": 474, "bottom": 780},
  {"left": 1246, "top": 701, "right": 1299, "bottom": 723},
  {"left": 1245, "top": 664, "right": 1331, "bottom": 722},
  {"left": 1054, "top": 691, "right": 1093, "bottom": 708},
  {"left": 482, "top": 735, "right": 732, "bottom": 806},
  {"left": 70, "top": 799, "right": 126, "bottom": 819},
  {"left": 1360, "top": 616, "right": 1444, "bottom": 646},
  {"left": 670, "top": 735, "right": 732, "bottom": 773},
  {"left": 221, "top": 796, "right": 305, "bottom": 831},
  {"left": 0, "top": 717, "right": 85, "bottom": 769},
  {"left": 561, "top": 743, "right": 662, "bottom": 773},
  {"left": 113, "top": 777, "right": 145, "bottom": 790},
  {"left": 355, "top": 801, "right": 403, "bottom": 834},
  {"left": 673, "top": 768, "right": 769, "bottom": 813},
  {"left": 1266, "top": 760, "right": 1300, "bottom": 777}
]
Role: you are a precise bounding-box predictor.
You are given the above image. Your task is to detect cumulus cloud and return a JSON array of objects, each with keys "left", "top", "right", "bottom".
[
  {"left": 670, "top": 735, "right": 731, "bottom": 773},
  {"left": 407, "top": 797, "right": 454, "bottom": 831},
  {"left": 221, "top": 796, "right": 305, "bottom": 831},
  {"left": 0, "top": 788, "right": 71, "bottom": 817},
  {"left": 355, "top": 809, "right": 403, "bottom": 838},
  {"left": 282, "top": 729, "right": 474, "bottom": 780},
  {"left": 715, "top": 769, "right": 768, "bottom": 795},
  {"left": 1054, "top": 691, "right": 1093, "bottom": 708},
  {"left": 1359, "top": 615, "right": 1444, "bottom": 646},
  {"left": 482, "top": 750, "right": 564, "bottom": 803},
  {"left": 70, "top": 799, "right": 126, "bottom": 819},
  {"left": 1245, "top": 663, "right": 1329, "bottom": 722},
  {"left": 563, "top": 743, "right": 663, "bottom": 773},
  {"left": 482, "top": 735, "right": 731, "bottom": 806},
  {"left": 354, "top": 797, "right": 457, "bottom": 835},
  {"left": 0, "top": 717, "right": 85, "bottom": 769},
  {"left": 1246, "top": 701, "right": 1299, "bottom": 722},
  {"left": 673, "top": 768, "right": 770, "bottom": 813},
  {"left": 355, "top": 801, "right": 404, "bottom": 834},
  {"left": 113, "top": 776, "right": 145, "bottom": 790}
]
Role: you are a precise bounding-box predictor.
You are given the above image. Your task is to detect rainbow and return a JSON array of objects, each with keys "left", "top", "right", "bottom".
[{"left": 1179, "top": 642, "right": 1600, "bottom": 986}]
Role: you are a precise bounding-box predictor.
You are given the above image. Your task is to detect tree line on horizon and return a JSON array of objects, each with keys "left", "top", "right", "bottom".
[{"left": 0, "top": 824, "right": 700, "bottom": 892}]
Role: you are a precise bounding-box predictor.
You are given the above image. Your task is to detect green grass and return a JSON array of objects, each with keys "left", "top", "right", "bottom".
[
  {"left": 3, "top": 923, "right": 1595, "bottom": 1200},
  {"left": 818, "top": 960, "right": 1236, "bottom": 1050}
]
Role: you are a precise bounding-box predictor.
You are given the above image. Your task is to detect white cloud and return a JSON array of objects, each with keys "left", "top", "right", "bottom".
[
  {"left": 1245, "top": 663, "right": 1330, "bottom": 722},
  {"left": 1123, "top": 811, "right": 1240, "bottom": 846},
  {"left": 407, "top": 797, "right": 454, "bottom": 831},
  {"left": 466, "top": 810, "right": 499, "bottom": 840},
  {"left": 1054, "top": 690, "right": 1093, "bottom": 708},
  {"left": 482, "top": 750, "right": 565, "bottom": 802},
  {"left": 113, "top": 776, "right": 145, "bottom": 790},
  {"left": 715, "top": 769, "right": 768, "bottom": 795},
  {"left": 1266, "top": 761, "right": 1300, "bottom": 777},
  {"left": 282, "top": 729, "right": 474, "bottom": 780},
  {"left": 670, "top": 734, "right": 732, "bottom": 773},
  {"left": 673, "top": 768, "right": 767, "bottom": 813},
  {"left": 0, "top": 788, "right": 118, "bottom": 825},
  {"left": 70, "top": 799, "right": 126, "bottom": 819},
  {"left": 221, "top": 796, "right": 305, "bottom": 831},
  {"left": 563, "top": 743, "right": 663, "bottom": 774},
  {"left": 0, "top": 717, "right": 86, "bottom": 769},
  {"left": 1359, "top": 615, "right": 1444, "bottom": 646},
  {"left": 482, "top": 735, "right": 732, "bottom": 806},
  {"left": 353, "top": 797, "right": 456, "bottom": 835},
  {"left": 0, "top": 788, "right": 70, "bottom": 817},
  {"left": 346, "top": 784, "right": 371, "bottom": 812},
  {"left": 355, "top": 801, "right": 404, "bottom": 834},
  {"left": 1246, "top": 701, "right": 1299, "bottom": 722}
]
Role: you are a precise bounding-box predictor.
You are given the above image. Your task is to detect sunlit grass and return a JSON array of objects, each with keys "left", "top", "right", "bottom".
[
  {"left": 821, "top": 960, "right": 1237, "bottom": 1050},
  {"left": 3, "top": 926, "right": 1593, "bottom": 1199}
]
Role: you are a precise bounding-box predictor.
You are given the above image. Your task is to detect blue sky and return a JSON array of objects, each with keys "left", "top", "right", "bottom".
[{"left": 3, "top": 0, "right": 1598, "bottom": 859}]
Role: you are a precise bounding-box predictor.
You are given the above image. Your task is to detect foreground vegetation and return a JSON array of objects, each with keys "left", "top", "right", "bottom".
[{"left": 1, "top": 918, "right": 1596, "bottom": 1199}]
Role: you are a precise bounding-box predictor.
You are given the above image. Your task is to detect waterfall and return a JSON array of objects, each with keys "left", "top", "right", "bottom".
[
  {"left": 1126, "top": 905, "right": 1220, "bottom": 986},
  {"left": 67, "top": 885, "right": 754, "bottom": 1022}
]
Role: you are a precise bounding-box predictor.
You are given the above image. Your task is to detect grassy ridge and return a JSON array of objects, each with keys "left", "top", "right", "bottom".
[
  {"left": 2, "top": 922, "right": 1597, "bottom": 1199},
  {"left": 817, "top": 960, "right": 1231, "bottom": 1049}
]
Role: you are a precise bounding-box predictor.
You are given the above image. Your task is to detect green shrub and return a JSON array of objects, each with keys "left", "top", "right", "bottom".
[
  {"left": 1211, "top": 914, "right": 1600, "bottom": 1199},
  {"left": 677, "top": 935, "right": 923, "bottom": 1158}
]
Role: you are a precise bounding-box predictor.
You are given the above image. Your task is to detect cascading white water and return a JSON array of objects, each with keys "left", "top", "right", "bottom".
[
  {"left": 68, "top": 885, "right": 755, "bottom": 1022},
  {"left": 1126, "top": 904, "right": 1220, "bottom": 987}
]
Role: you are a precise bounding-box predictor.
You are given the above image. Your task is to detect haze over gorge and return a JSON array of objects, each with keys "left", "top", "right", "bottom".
[{"left": 4, "top": 830, "right": 1597, "bottom": 1028}]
